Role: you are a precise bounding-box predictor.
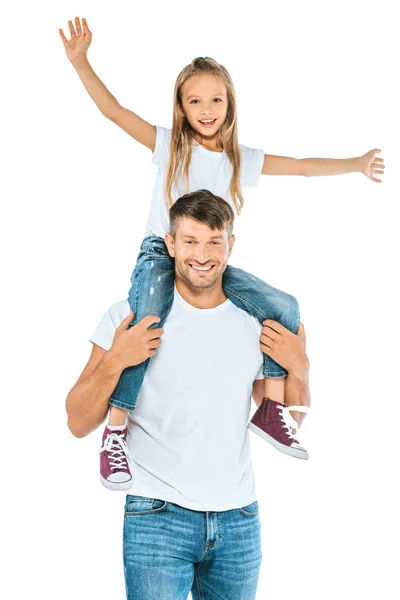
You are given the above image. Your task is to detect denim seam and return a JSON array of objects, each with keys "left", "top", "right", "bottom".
[
  {"left": 109, "top": 397, "right": 136, "bottom": 411},
  {"left": 194, "top": 567, "right": 204, "bottom": 600},
  {"left": 224, "top": 285, "right": 273, "bottom": 375},
  {"left": 223, "top": 286, "right": 270, "bottom": 320}
]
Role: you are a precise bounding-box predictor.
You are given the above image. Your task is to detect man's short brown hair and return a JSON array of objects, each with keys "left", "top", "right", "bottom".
[{"left": 169, "top": 189, "right": 235, "bottom": 238}]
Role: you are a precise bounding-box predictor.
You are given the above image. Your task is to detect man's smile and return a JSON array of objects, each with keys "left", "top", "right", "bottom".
[{"left": 189, "top": 263, "right": 215, "bottom": 272}]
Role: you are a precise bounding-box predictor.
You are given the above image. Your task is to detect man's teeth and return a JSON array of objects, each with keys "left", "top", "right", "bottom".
[{"left": 191, "top": 265, "right": 212, "bottom": 271}]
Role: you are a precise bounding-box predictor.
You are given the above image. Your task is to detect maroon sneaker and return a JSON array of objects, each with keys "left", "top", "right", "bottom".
[
  {"left": 99, "top": 425, "right": 133, "bottom": 490},
  {"left": 248, "top": 397, "right": 309, "bottom": 460}
]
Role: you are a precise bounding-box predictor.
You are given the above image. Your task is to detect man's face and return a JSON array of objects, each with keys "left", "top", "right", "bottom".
[{"left": 165, "top": 217, "right": 235, "bottom": 291}]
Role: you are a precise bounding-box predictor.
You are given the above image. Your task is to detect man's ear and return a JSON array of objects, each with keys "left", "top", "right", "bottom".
[
  {"left": 228, "top": 233, "right": 235, "bottom": 258},
  {"left": 164, "top": 233, "right": 176, "bottom": 257}
]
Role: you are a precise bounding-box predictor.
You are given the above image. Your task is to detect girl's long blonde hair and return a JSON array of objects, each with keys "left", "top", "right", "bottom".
[{"left": 165, "top": 57, "right": 244, "bottom": 214}]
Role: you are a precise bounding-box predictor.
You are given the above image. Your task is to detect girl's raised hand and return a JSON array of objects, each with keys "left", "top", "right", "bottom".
[
  {"left": 59, "top": 17, "right": 92, "bottom": 64},
  {"left": 359, "top": 148, "right": 385, "bottom": 183}
]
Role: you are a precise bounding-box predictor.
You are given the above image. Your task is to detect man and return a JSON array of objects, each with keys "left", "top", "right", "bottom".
[{"left": 66, "top": 190, "right": 310, "bottom": 599}]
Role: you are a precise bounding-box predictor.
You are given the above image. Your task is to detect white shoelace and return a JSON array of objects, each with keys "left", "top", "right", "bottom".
[
  {"left": 100, "top": 433, "right": 131, "bottom": 471},
  {"left": 277, "top": 405, "right": 309, "bottom": 441}
]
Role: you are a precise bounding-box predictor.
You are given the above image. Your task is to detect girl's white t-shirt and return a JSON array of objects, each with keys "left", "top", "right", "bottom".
[{"left": 146, "top": 126, "right": 265, "bottom": 237}]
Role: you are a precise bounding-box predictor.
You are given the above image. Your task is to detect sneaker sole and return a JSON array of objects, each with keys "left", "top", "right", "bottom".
[
  {"left": 248, "top": 422, "right": 309, "bottom": 460},
  {"left": 100, "top": 475, "right": 133, "bottom": 491}
]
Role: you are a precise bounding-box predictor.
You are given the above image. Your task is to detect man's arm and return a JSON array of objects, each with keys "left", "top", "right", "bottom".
[
  {"left": 66, "top": 312, "right": 163, "bottom": 438},
  {"left": 252, "top": 321, "right": 310, "bottom": 427}
]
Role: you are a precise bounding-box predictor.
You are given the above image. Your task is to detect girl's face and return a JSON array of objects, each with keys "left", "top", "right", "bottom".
[{"left": 180, "top": 74, "right": 228, "bottom": 140}]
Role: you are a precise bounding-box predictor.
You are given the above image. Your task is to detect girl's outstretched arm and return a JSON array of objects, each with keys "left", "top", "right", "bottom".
[
  {"left": 261, "top": 149, "right": 385, "bottom": 182},
  {"left": 59, "top": 17, "right": 156, "bottom": 151}
]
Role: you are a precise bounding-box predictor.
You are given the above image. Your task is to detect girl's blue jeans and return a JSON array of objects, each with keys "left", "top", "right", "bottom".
[{"left": 109, "top": 236, "right": 300, "bottom": 411}]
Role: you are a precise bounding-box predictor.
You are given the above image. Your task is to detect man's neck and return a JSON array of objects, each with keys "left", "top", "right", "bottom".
[{"left": 175, "top": 278, "right": 227, "bottom": 309}]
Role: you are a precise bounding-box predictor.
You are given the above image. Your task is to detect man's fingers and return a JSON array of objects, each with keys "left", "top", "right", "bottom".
[
  {"left": 260, "top": 334, "right": 273, "bottom": 351},
  {"left": 297, "top": 322, "right": 306, "bottom": 340},
  {"left": 116, "top": 311, "right": 134, "bottom": 330},
  {"left": 261, "top": 325, "right": 279, "bottom": 341},
  {"left": 262, "top": 319, "right": 284, "bottom": 335},
  {"left": 149, "top": 338, "right": 162, "bottom": 350},
  {"left": 260, "top": 332, "right": 274, "bottom": 346},
  {"left": 146, "top": 327, "right": 164, "bottom": 341},
  {"left": 140, "top": 315, "right": 161, "bottom": 330}
]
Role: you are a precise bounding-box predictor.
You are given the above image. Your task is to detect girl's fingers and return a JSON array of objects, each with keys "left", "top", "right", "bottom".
[
  {"left": 68, "top": 20, "right": 76, "bottom": 38},
  {"left": 75, "top": 16, "right": 82, "bottom": 36},
  {"left": 82, "top": 17, "right": 90, "bottom": 33},
  {"left": 58, "top": 28, "right": 68, "bottom": 43}
]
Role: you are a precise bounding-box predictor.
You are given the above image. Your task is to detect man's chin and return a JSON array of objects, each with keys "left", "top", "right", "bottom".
[{"left": 180, "top": 269, "right": 222, "bottom": 290}]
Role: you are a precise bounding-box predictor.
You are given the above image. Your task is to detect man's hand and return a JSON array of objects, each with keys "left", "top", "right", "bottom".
[
  {"left": 108, "top": 312, "right": 164, "bottom": 370},
  {"left": 260, "top": 320, "right": 309, "bottom": 379}
]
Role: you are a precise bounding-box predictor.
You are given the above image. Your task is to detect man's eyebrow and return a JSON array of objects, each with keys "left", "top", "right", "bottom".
[{"left": 181, "top": 234, "right": 223, "bottom": 240}]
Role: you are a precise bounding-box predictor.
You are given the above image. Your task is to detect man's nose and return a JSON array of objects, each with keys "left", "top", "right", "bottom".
[{"left": 194, "top": 245, "right": 210, "bottom": 262}]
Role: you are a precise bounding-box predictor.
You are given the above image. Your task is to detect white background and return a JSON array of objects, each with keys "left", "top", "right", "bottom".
[{"left": 2, "top": 0, "right": 399, "bottom": 598}]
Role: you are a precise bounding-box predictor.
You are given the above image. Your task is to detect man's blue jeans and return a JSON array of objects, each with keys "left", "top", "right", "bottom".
[
  {"left": 110, "top": 236, "right": 300, "bottom": 411},
  {"left": 123, "top": 495, "right": 262, "bottom": 600}
]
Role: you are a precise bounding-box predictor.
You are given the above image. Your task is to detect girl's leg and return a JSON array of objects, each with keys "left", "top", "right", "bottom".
[
  {"left": 109, "top": 236, "right": 175, "bottom": 412},
  {"left": 108, "top": 405, "right": 128, "bottom": 426},
  {"left": 100, "top": 237, "right": 175, "bottom": 491},
  {"left": 223, "top": 265, "right": 309, "bottom": 459},
  {"left": 222, "top": 263, "right": 300, "bottom": 401},
  {"left": 264, "top": 378, "right": 285, "bottom": 404},
  {"left": 223, "top": 265, "right": 300, "bottom": 377}
]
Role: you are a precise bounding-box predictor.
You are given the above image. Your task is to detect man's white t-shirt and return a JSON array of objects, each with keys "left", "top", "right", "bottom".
[
  {"left": 146, "top": 126, "right": 265, "bottom": 237},
  {"left": 90, "top": 287, "right": 264, "bottom": 512}
]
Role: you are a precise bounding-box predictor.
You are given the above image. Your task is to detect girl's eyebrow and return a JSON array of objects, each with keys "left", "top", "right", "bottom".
[{"left": 186, "top": 93, "right": 225, "bottom": 100}]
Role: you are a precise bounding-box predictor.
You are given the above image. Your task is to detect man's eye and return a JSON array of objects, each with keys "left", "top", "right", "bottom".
[
  {"left": 211, "top": 241, "right": 221, "bottom": 245},
  {"left": 185, "top": 240, "right": 193, "bottom": 244}
]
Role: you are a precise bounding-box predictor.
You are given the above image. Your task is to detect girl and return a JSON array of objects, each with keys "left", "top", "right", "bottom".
[{"left": 59, "top": 17, "right": 385, "bottom": 490}]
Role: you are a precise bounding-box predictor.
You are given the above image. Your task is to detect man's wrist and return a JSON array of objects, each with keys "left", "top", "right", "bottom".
[
  {"left": 288, "top": 357, "right": 310, "bottom": 382},
  {"left": 101, "top": 349, "right": 125, "bottom": 378}
]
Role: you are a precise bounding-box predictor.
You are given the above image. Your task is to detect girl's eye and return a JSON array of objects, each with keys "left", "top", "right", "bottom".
[
  {"left": 190, "top": 100, "right": 199, "bottom": 104},
  {"left": 213, "top": 98, "right": 222, "bottom": 102}
]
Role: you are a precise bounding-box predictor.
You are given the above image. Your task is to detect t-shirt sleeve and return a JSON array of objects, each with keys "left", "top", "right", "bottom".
[
  {"left": 89, "top": 300, "right": 131, "bottom": 351},
  {"left": 151, "top": 125, "right": 172, "bottom": 168},
  {"left": 239, "top": 145, "right": 265, "bottom": 188},
  {"left": 254, "top": 365, "right": 264, "bottom": 380}
]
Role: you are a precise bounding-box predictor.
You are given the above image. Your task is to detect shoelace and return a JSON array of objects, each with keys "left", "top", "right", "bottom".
[
  {"left": 277, "top": 405, "right": 309, "bottom": 441},
  {"left": 100, "top": 433, "right": 131, "bottom": 471}
]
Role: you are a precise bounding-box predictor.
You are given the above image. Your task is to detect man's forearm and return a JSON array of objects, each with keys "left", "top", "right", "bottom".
[
  {"left": 285, "top": 370, "right": 311, "bottom": 427},
  {"left": 66, "top": 351, "right": 123, "bottom": 438}
]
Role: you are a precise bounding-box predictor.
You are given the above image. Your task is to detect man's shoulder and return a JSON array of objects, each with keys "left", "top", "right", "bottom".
[{"left": 107, "top": 299, "right": 131, "bottom": 326}]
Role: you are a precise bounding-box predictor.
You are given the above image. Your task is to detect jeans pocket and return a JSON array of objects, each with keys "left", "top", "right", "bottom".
[
  {"left": 239, "top": 500, "right": 259, "bottom": 516},
  {"left": 124, "top": 495, "right": 168, "bottom": 516}
]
